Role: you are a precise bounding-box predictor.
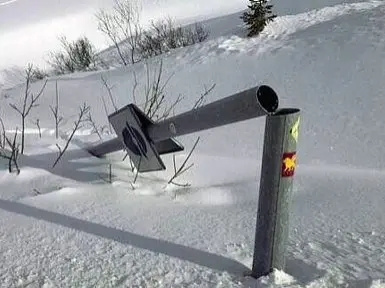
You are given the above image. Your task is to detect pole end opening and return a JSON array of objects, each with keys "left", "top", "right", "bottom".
[
  {"left": 256, "top": 85, "right": 279, "bottom": 113},
  {"left": 273, "top": 108, "right": 301, "bottom": 116}
]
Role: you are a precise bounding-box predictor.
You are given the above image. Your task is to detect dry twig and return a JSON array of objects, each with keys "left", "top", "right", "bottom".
[{"left": 53, "top": 103, "right": 90, "bottom": 167}]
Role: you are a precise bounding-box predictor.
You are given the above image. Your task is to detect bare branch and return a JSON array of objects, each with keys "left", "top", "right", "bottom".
[
  {"left": 158, "top": 94, "right": 184, "bottom": 121},
  {"left": 176, "top": 163, "right": 195, "bottom": 178},
  {"left": 137, "top": 17, "right": 209, "bottom": 59},
  {"left": 109, "top": 163, "right": 112, "bottom": 183},
  {"left": 96, "top": 10, "right": 128, "bottom": 66},
  {"left": 55, "top": 143, "right": 62, "bottom": 154},
  {"left": 50, "top": 81, "right": 63, "bottom": 139},
  {"left": 143, "top": 61, "right": 151, "bottom": 112},
  {"left": 141, "top": 60, "right": 178, "bottom": 121},
  {"left": 33, "top": 189, "right": 41, "bottom": 196},
  {"left": 31, "top": 119, "right": 42, "bottom": 138},
  {"left": 173, "top": 154, "right": 177, "bottom": 174},
  {"left": 95, "top": 0, "right": 142, "bottom": 65},
  {"left": 25, "top": 79, "right": 47, "bottom": 116},
  {"left": 100, "top": 94, "right": 113, "bottom": 133},
  {"left": 168, "top": 137, "right": 200, "bottom": 186},
  {"left": 53, "top": 103, "right": 90, "bottom": 167},
  {"left": 9, "top": 103, "right": 23, "bottom": 115},
  {"left": 193, "top": 83, "right": 216, "bottom": 109},
  {"left": 132, "top": 70, "right": 138, "bottom": 105},
  {"left": 0, "top": 128, "right": 20, "bottom": 174},
  {"left": 122, "top": 151, "right": 129, "bottom": 161},
  {"left": 10, "top": 64, "right": 47, "bottom": 154},
  {"left": 0, "top": 116, "right": 6, "bottom": 148},
  {"left": 133, "top": 156, "right": 141, "bottom": 184},
  {"left": 169, "top": 181, "right": 191, "bottom": 188},
  {"left": 86, "top": 112, "right": 103, "bottom": 140},
  {"left": 99, "top": 164, "right": 113, "bottom": 184},
  {"left": 101, "top": 75, "right": 118, "bottom": 111},
  {"left": 48, "top": 36, "right": 98, "bottom": 74}
]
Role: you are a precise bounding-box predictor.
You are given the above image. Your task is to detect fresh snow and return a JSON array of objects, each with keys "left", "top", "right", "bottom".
[
  {"left": 0, "top": 0, "right": 247, "bottom": 74},
  {"left": 1, "top": 0, "right": 385, "bottom": 287}
]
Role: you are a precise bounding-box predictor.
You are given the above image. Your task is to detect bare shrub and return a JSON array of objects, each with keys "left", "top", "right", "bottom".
[
  {"left": 31, "top": 67, "right": 49, "bottom": 81},
  {"left": 0, "top": 128, "right": 21, "bottom": 174},
  {"left": 96, "top": 0, "right": 142, "bottom": 65},
  {"left": 96, "top": 0, "right": 209, "bottom": 65},
  {"left": 141, "top": 59, "right": 179, "bottom": 121},
  {"left": 9, "top": 63, "right": 47, "bottom": 154},
  {"left": 138, "top": 18, "right": 209, "bottom": 59},
  {"left": 48, "top": 36, "right": 98, "bottom": 75}
]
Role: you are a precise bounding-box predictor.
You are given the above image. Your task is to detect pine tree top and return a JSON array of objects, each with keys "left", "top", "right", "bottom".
[{"left": 241, "top": 0, "right": 277, "bottom": 37}]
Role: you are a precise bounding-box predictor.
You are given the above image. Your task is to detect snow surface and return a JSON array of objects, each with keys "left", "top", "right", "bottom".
[
  {"left": 0, "top": 0, "right": 247, "bottom": 74},
  {"left": 1, "top": 0, "right": 385, "bottom": 287}
]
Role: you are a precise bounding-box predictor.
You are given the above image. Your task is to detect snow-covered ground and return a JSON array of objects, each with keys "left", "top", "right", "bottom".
[
  {"left": 1, "top": 0, "right": 385, "bottom": 287},
  {"left": 0, "top": 0, "right": 247, "bottom": 74}
]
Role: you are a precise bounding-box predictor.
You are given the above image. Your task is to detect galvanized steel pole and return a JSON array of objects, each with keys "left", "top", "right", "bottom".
[
  {"left": 252, "top": 108, "right": 301, "bottom": 278},
  {"left": 147, "top": 85, "right": 279, "bottom": 142},
  {"left": 88, "top": 85, "right": 279, "bottom": 157}
]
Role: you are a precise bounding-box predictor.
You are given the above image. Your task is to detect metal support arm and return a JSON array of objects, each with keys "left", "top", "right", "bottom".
[{"left": 87, "top": 85, "right": 278, "bottom": 158}]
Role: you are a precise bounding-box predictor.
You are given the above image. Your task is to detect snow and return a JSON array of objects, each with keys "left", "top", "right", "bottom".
[
  {"left": 0, "top": 0, "right": 247, "bottom": 75},
  {"left": 1, "top": 0, "right": 385, "bottom": 287},
  {"left": 0, "top": 0, "right": 18, "bottom": 7}
]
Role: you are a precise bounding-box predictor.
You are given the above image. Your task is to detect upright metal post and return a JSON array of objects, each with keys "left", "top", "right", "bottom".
[{"left": 252, "top": 108, "right": 301, "bottom": 278}]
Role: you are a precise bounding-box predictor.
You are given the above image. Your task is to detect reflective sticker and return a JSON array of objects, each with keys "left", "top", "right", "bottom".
[
  {"left": 282, "top": 152, "right": 296, "bottom": 177},
  {"left": 290, "top": 117, "right": 300, "bottom": 143}
]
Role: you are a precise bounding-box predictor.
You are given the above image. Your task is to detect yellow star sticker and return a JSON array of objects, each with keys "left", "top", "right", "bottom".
[{"left": 290, "top": 117, "right": 300, "bottom": 143}]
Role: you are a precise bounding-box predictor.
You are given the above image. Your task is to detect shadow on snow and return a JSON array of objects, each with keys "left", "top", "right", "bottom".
[{"left": 0, "top": 198, "right": 250, "bottom": 276}]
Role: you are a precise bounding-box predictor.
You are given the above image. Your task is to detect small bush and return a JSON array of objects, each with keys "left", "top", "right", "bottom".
[
  {"left": 241, "top": 0, "right": 277, "bottom": 37},
  {"left": 138, "top": 18, "right": 209, "bottom": 59},
  {"left": 48, "top": 36, "right": 98, "bottom": 75},
  {"left": 96, "top": 0, "right": 209, "bottom": 65},
  {"left": 96, "top": 0, "right": 142, "bottom": 66},
  {"left": 31, "top": 67, "right": 48, "bottom": 81}
]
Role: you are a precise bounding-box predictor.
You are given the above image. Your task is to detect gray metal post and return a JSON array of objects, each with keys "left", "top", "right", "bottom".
[
  {"left": 88, "top": 138, "right": 124, "bottom": 156},
  {"left": 252, "top": 108, "right": 300, "bottom": 279},
  {"left": 87, "top": 85, "right": 279, "bottom": 157},
  {"left": 147, "top": 85, "right": 278, "bottom": 142}
]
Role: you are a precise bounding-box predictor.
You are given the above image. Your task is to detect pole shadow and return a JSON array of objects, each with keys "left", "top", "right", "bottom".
[
  {"left": 285, "top": 257, "right": 326, "bottom": 285},
  {"left": 0, "top": 199, "right": 250, "bottom": 275},
  {"left": 18, "top": 148, "right": 114, "bottom": 183}
]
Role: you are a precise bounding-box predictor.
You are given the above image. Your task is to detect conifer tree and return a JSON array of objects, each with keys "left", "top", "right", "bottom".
[{"left": 241, "top": 0, "right": 277, "bottom": 37}]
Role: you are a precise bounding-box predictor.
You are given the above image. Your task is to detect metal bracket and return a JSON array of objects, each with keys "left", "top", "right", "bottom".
[{"left": 108, "top": 104, "right": 183, "bottom": 172}]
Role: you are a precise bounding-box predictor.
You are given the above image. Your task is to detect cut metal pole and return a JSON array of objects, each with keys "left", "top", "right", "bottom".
[
  {"left": 88, "top": 138, "right": 124, "bottom": 156},
  {"left": 87, "top": 137, "right": 183, "bottom": 157},
  {"left": 87, "top": 85, "right": 279, "bottom": 157},
  {"left": 147, "top": 85, "right": 278, "bottom": 142},
  {"left": 252, "top": 108, "right": 301, "bottom": 279}
]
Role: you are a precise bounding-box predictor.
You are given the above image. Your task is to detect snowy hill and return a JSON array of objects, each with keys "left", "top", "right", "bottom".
[{"left": 1, "top": 0, "right": 385, "bottom": 287}]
